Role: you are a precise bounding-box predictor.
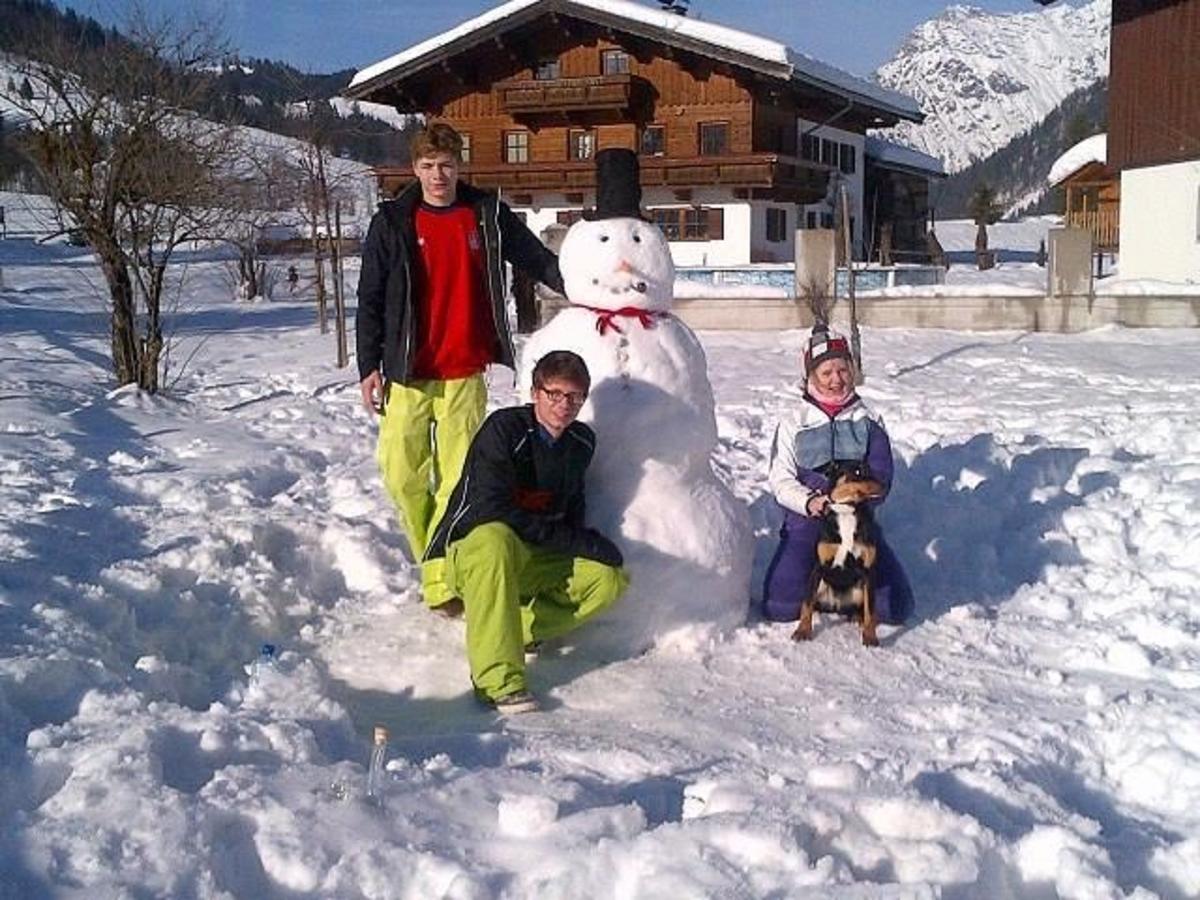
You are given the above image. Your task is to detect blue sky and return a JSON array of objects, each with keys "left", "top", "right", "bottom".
[{"left": 58, "top": 0, "right": 1069, "bottom": 78}]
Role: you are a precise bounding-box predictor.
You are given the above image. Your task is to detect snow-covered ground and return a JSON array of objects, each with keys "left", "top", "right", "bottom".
[{"left": 2, "top": 228, "right": 1200, "bottom": 899}]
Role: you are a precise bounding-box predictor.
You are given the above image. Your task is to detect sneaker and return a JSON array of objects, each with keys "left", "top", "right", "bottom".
[
  {"left": 523, "top": 641, "right": 543, "bottom": 661},
  {"left": 490, "top": 690, "right": 539, "bottom": 715},
  {"left": 431, "top": 597, "right": 464, "bottom": 619}
]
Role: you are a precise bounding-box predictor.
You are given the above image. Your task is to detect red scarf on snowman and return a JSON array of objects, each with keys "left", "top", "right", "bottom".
[{"left": 573, "top": 304, "right": 670, "bottom": 336}]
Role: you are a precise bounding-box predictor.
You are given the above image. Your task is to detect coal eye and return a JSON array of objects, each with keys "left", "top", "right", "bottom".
[
  {"left": 599, "top": 234, "right": 609, "bottom": 242},
  {"left": 632, "top": 234, "right": 641, "bottom": 243}
]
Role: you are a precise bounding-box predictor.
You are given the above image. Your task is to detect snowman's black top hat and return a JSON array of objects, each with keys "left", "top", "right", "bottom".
[{"left": 583, "top": 147, "right": 647, "bottom": 221}]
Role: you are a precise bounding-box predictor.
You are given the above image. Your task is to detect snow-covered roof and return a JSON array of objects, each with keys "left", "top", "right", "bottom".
[
  {"left": 1047, "top": 133, "right": 1108, "bottom": 186},
  {"left": 864, "top": 135, "right": 946, "bottom": 177},
  {"left": 348, "top": 0, "right": 922, "bottom": 122}
]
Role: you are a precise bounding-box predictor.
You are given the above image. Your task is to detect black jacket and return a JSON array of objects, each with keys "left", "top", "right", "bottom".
[
  {"left": 425, "top": 406, "right": 622, "bottom": 567},
  {"left": 355, "top": 181, "right": 564, "bottom": 382}
]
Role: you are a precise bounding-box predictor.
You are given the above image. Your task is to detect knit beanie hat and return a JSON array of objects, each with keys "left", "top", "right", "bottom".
[{"left": 803, "top": 324, "right": 852, "bottom": 375}]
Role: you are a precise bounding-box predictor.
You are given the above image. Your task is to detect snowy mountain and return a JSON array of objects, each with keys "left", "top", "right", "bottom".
[
  {"left": 876, "top": 0, "right": 1110, "bottom": 173},
  {"left": 933, "top": 78, "right": 1108, "bottom": 218}
]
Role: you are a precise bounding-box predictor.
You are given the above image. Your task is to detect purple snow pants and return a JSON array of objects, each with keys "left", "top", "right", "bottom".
[{"left": 762, "top": 509, "right": 914, "bottom": 624}]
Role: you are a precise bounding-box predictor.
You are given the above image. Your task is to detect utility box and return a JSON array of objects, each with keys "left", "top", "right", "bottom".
[
  {"left": 795, "top": 229, "right": 837, "bottom": 307},
  {"left": 1047, "top": 227, "right": 1094, "bottom": 297}
]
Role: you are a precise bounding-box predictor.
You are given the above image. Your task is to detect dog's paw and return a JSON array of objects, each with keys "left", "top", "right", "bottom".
[
  {"left": 861, "top": 630, "right": 880, "bottom": 648},
  {"left": 791, "top": 626, "right": 813, "bottom": 642}
]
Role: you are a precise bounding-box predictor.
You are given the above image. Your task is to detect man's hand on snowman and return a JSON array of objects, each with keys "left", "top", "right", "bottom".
[{"left": 360, "top": 370, "right": 384, "bottom": 416}]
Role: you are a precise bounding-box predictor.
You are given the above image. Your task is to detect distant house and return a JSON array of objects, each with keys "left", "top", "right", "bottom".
[
  {"left": 1047, "top": 133, "right": 1119, "bottom": 251},
  {"left": 343, "top": 0, "right": 926, "bottom": 265},
  {"left": 1106, "top": 0, "right": 1200, "bottom": 281},
  {"left": 863, "top": 136, "right": 946, "bottom": 262}
]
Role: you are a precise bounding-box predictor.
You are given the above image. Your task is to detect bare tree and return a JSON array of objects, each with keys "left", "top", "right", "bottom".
[
  {"left": 2, "top": 8, "right": 234, "bottom": 392},
  {"left": 219, "top": 149, "right": 297, "bottom": 301},
  {"left": 286, "top": 102, "right": 361, "bottom": 363}
]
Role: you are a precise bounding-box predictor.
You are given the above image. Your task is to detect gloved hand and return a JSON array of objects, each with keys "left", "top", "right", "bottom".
[{"left": 574, "top": 528, "right": 624, "bottom": 567}]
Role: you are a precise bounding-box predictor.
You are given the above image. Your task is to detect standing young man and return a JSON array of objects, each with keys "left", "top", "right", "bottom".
[
  {"left": 424, "top": 351, "right": 628, "bottom": 714},
  {"left": 357, "top": 123, "right": 564, "bottom": 615}
]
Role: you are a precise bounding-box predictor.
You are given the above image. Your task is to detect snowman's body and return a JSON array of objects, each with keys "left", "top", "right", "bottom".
[{"left": 520, "top": 213, "right": 750, "bottom": 654}]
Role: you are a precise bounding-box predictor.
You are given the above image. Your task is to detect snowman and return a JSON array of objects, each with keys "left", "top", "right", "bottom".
[{"left": 520, "top": 148, "right": 751, "bottom": 655}]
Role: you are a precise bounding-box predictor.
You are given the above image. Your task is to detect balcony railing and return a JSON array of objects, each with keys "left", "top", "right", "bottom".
[
  {"left": 1066, "top": 206, "right": 1119, "bottom": 250},
  {"left": 374, "top": 154, "right": 831, "bottom": 204},
  {"left": 499, "top": 74, "right": 635, "bottom": 115}
]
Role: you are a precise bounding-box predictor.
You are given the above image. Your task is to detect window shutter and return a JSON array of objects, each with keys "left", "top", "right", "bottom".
[{"left": 707, "top": 208, "right": 724, "bottom": 240}]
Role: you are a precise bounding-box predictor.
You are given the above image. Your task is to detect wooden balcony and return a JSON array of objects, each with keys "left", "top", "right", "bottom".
[
  {"left": 374, "top": 154, "right": 831, "bottom": 204},
  {"left": 1066, "top": 206, "right": 1119, "bottom": 250},
  {"left": 499, "top": 74, "right": 636, "bottom": 117}
]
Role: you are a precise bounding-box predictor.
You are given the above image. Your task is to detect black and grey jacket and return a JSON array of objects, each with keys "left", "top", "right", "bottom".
[
  {"left": 425, "top": 406, "right": 620, "bottom": 566},
  {"left": 355, "top": 181, "right": 564, "bottom": 382}
]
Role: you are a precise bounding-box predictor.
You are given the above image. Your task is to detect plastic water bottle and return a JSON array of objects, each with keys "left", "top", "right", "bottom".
[
  {"left": 250, "top": 643, "right": 277, "bottom": 685},
  {"left": 366, "top": 725, "right": 389, "bottom": 806}
]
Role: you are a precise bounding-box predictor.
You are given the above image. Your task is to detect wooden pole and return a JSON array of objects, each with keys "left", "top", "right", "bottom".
[
  {"left": 333, "top": 201, "right": 348, "bottom": 368},
  {"left": 839, "top": 183, "right": 863, "bottom": 384}
]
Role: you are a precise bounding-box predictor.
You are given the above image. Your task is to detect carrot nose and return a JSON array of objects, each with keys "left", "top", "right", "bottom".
[{"left": 616, "top": 259, "right": 634, "bottom": 274}]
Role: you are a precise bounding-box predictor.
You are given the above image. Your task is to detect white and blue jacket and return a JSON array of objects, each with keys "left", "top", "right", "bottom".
[{"left": 767, "top": 394, "right": 894, "bottom": 516}]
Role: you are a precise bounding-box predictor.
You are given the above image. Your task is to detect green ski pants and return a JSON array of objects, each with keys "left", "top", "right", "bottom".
[
  {"left": 446, "top": 522, "right": 630, "bottom": 701},
  {"left": 376, "top": 374, "right": 486, "bottom": 608}
]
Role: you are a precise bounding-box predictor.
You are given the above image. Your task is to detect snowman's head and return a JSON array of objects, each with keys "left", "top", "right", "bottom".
[{"left": 559, "top": 215, "right": 675, "bottom": 312}]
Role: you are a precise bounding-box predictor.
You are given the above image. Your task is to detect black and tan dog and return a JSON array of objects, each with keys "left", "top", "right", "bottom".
[{"left": 793, "top": 463, "right": 885, "bottom": 647}]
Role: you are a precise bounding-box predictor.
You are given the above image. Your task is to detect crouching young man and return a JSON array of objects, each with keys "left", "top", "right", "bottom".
[{"left": 424, "top": 351, "right": 629, "bottom": 714}]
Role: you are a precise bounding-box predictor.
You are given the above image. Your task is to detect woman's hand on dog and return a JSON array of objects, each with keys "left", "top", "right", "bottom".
[{"left": 806, "top": 494, "right": 830, "bottom": 517}]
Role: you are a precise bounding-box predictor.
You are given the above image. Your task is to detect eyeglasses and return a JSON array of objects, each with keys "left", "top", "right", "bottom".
[{"left": 538, "top": 387, "right": 588, "bottom": 407}]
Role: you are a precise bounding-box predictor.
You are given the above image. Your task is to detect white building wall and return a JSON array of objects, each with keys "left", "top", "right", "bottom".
[
  {"left": 507, "top": 187, "right": 754, "bottom": 267},
  {"left": 796, "top": 119, "right": 865, "bottom": 257},
  {"left": 749, "top": 202, "right": 798, "bottom": 264},
  {"left": 1119, "top": 161, "right": 1200, "bottom": 283}
]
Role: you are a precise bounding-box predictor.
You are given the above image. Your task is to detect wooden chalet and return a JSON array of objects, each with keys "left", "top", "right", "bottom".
[
  {"left": 1048, "top": 134, "right": 1119, "bottom": 251},
  {"left": 1108, "top": 0, "right": 1199, "bottom": 172},
  {"left": 344, "top": 0, "right": 925, "bottom": 265},
  {"left": 1108, "top": 0, "right": 1200, "bottom": 280}
]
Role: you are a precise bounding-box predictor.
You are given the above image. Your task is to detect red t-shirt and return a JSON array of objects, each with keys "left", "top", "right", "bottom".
[{"left": 409, "top": 201, "right": 496, "bottom": 380}]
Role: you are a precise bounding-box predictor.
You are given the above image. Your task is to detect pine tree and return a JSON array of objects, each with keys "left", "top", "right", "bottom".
[{"left": 968, "top": 184, "right": 1002, "bottom": 268}]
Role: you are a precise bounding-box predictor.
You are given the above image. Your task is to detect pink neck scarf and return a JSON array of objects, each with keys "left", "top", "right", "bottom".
[{"left": 806, "top": 379, "right": 855, "bottom": 417}]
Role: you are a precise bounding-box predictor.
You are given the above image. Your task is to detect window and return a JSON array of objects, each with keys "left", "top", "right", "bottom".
[
  {"left": 821, "top": 138, "right": 838, "bottom": 166},
  {"left": 839, "top": 143, "right": 856, "bottom": 175},
  {"left": 649, "top": 207, "right": 724, "bottom": 241},
  {"left": 568, "top": 129, "right": 595, "bottom": 161},
  {"left": 801, "top": 133, "right": 820, "bottom": 162},
  {"left": 766, "top": 207, "right": 787, "bottom": 242},
  {"left": 504, "top": 130, "right": 529, "bottom": 163},
  {"left": 460, "top": 133, "right": 472, "bottom": 164},
  {"left": 651, "top": 208, "right": 681, "bottom": 240},
  {"left": 699, "top": 121, "right": 729, "bottom": 156},
  {"left": 640, "top": 125, "right": 665, "bottom": 157},
  {"left": 601, "top": 49, "right": 629, "bottom": 74},
  {"left": 535, "top": 58, "right": 560, "bottom": 80},
  {"left": 557, "top": 210, "right": 584, "bottom": 227},
  {"left": 806, "top": 210, "right": 818, "bottom": 229},
  {"left": 821, "top": 212, "right": 834, "bottom": 229},
  {"left": 684, "top": 207, "right": 706, "bottom": 239}
]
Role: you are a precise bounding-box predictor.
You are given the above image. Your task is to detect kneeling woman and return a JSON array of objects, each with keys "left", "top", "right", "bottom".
[{"left": 762, "top": 326, "right": 913, "bottom": 624}]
